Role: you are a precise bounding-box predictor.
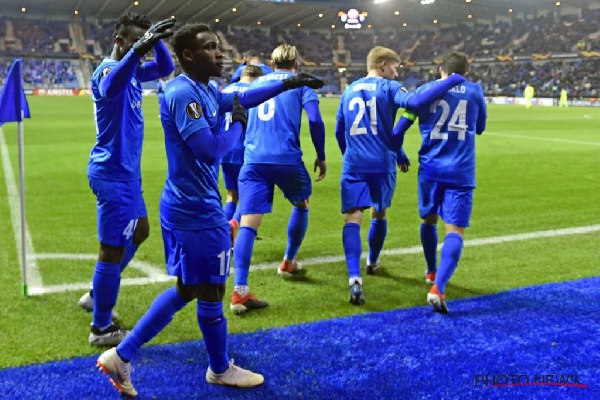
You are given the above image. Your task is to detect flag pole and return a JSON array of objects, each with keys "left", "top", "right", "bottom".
[{"left": 17, "top": 117, "right": 28, "bottom": 297}]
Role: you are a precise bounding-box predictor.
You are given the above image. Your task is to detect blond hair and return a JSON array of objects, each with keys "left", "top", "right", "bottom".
[
  {"left": 271, "top": 44, "right": 298, "bottom": 69},
  {"left": 367, "top": 46, "right": 401, "bottom": 71}
]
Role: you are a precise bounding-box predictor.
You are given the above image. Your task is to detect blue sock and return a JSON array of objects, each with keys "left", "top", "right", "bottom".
[
  {"left": 119, "top": 242, "right": 138, "bottom": 273},
  {"left": 233, "top": 226, "right": 257, "bottom": 287},
  {"left": 197, "top": 300, "right": 229, "bottom": 374},
  {"left": 420, "top": 223, "right": 438, "bottom": 273},
  {"left": 284, "top": 207, "right": 309, "bottom": 260},
  {"left": 343, "top": 223, "right": 362, "bottom": 279},
  {"left": 117, "top": 287, "right": 187, "bottom": 362},
  {"left": 92, "top": 261, "right": 121, "bottom": 328},
  {"left": 367, "top": 219, "right": 387, "bottom": 264},
  {"left": 435, "top": 233, "right": 464, "bottom": 294},
  {"left": 224, "top": 201, "right": 237, "bottom": 221},
  {"left": 232, "top": 206, "right": 241, "bottom": 224}
]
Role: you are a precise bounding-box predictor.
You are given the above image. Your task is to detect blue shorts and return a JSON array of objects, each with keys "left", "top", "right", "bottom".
[
  {"left": 340, "top": 172, "right": 397, "bottom": 214},
  {"left": 161, "top": 223, "right": 231, "bottom": 285},
  {"left": 89, "top": 177, "right": 147, "bottom": 246},
  {"left": 238, "top": 163, "right": 312, "bottom": 215},
  {"left": 418, "top": 175, "right": 474, "bottom": 227},
  {"left": 221, "top": 163, "right": 242, "bottom": 191}
]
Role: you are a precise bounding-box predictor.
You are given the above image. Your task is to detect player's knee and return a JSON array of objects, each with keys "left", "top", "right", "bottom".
[
  {"left": 294, "top": 199, "right": 309, "bottom": 210},
  {"left": 345, "top": 208, "right": 364, "bottom": 224},
  {"left": 227, "top": 190, "right": 239, "bottom": 203},
  {"left": 423, "top": 214, "right": 438, "bottom": 225},
  {"left": 372, "top": 208, "right": 386, "bottom": 220},
  {"left": 99, "top": 243, "right": 125, "bottom": 264},
  {"left": 133, "top": 222, "right": 150, "bottom": 245}
]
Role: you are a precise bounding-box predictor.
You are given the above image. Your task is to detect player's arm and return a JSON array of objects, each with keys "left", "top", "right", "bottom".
[
  {"left": 185, "top": 95, "right": 246, "bottom": 165},
  {"left": 217, "top": 73, "right": 324, "bottom": 112},
  {"left": 334, "top": 101, "right": 347, "bottom": 155},
  {"left": 476, "top": 86, "right": 487, "bottom": 135},
  {"left": 137, "top": 41, "right": 175, "bottom": 82},
  {"left": 394, "top": 74, "right": 465, "bottom": 112},
  {"left": 304, "top": 100, "right": 326, "bottom": 181},
  {"left": 396, "top": 147, "right": 410, "bottom": 173},
  {"left": 98, "top": 50, "right": 141, "bottom": 99}
]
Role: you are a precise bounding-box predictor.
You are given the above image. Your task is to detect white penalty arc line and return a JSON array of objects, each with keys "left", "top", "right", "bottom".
[
  {"left": 486, "top": 132, "right": 600, "bottom": 147},
  {"left": 20, "top": 223, "right": 600, "bottom": 295},
  {"left": 0, "top": 128, "right": 43, "bottom": 290}
]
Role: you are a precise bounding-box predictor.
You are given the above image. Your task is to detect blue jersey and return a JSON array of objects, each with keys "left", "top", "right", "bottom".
[
  {"left": 231, "top": 63, "right": 273, "bottom": 83},
  {"left": 88, "top": 58, "right": 143, "bottom": 181},
  {"left": 220, "top": 82, "right": 251, "bottom": 165},
  {"left": 159, "top": 74, "right": 236, "bottom": 230},
  {"left": 245, "top": 71, "right": 319, "bottom": 165},
  {"left": 337, "top": 76, "right": 410, "bottom": 173},
  {"left": 414, "top": 80, "right": 487, "bottom": 187}
]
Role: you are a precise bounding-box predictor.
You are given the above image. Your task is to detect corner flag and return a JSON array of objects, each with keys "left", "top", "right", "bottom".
[
  {"left": 0, "top": 59, "right": 31, "bottom": 296},
  {"left": 0, "top": 59, "right": 30, "bottom": 125}
]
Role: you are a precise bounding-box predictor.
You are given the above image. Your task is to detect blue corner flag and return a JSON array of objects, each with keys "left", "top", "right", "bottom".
[{"left": 0, "top": 59, "right": 31, "bottom": 126}]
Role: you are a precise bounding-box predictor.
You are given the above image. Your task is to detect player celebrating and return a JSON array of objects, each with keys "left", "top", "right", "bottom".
[
  {"left": 82, "top": 13, "right": 175, "bottom": 346},
  {"left": 231, "top": 50, "right": 273, "bottom": 83},
  {"left": 221, "top": 65, "right": 263, "bottom": 225},
  {"left": 230, "top": 44, "right": 326, "bottom": 313},
  {"left": 336, "top": 46, "right": 465, "bottom": 305},
  {"left": 96, "top": 23, "right": 324, "bottom": 397},
  {"left": 394, "top": 52, "right": 487, "bottom": 313}
]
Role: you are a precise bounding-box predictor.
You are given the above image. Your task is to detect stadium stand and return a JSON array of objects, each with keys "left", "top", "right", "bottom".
[{"left": 0, "top": 1, "right": 597, "bottom": 97}]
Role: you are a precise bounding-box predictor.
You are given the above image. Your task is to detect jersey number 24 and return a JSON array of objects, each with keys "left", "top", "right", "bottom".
[{"left": 430, "top": 99, "right": 468, "bottom": 140}]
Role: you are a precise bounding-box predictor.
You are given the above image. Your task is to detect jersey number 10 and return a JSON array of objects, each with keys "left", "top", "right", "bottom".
[{"left": 430, "top": 99, "right": 468, "bottom": 140}]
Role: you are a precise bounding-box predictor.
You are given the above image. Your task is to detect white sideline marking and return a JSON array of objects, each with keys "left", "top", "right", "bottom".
[
  {"left": 486, "top": 132, "right": 600, "bottom": 147},
  {"left": 251, "top": 224, "right": 600, "bottom": 271},
  {"left": 0, "top": 129, "right": 43, "bottom": 290},
  {"left": 16, "top": 225, "right": 600, "bottom": 295}
]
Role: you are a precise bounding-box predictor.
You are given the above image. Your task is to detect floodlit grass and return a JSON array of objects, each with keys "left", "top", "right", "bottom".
[{"left": 0, "top": 97, "right": 598, "bottom": 368}]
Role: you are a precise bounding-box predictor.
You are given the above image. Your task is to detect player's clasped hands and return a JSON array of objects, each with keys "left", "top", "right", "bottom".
[{"left": 133, "top": 16, "right": 177, "bottom": 56}]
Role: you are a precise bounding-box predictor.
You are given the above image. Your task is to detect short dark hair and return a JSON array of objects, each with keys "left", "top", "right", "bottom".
[
  {"left": 443, "top": 52, "right": 469, "bottom": 75},
  {"left": 245, "top": 50, "right": 259, "bottom": 59},
  {"left": 114, "top": 12, "right": 151, "bottom": 37},
  {"left": 242, "top": 65, "right": 263, "bottom": 78},
  {"left": 172, "top": 23, "right": 212, "bottom": 64}
]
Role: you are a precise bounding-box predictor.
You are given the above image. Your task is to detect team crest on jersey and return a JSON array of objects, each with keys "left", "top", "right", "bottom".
[
  {"left": 186, "top": 102, "right": 202, "bottom": 119},
  {"left": 101, "top": 67, "right": 111, "bottom": 78}
]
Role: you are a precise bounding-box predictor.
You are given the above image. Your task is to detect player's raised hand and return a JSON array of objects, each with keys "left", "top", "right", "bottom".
[
  {"left": 231, "top": 94, "right": 248, "bottom": 130},
  {"left": 133, "top": 16, "right": 176, "bottom": 56},
  {"left": 314, "top": 159, "right": 327, "bottom": 182},
  {"left": 283, "top": 73, "right": 325, "bottom": 90}
]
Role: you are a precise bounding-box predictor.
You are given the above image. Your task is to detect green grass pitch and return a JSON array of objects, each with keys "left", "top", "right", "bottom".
[{"left": 0, "top": 96, "right": 598, "bottom": 368}]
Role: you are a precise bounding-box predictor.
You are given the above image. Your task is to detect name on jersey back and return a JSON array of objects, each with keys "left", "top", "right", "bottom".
[{"left": 353, "top": 83, "right": 377, "bottom": 92}]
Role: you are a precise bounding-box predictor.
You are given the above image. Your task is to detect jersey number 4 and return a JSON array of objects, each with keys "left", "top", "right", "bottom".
[
  {"left": 349, "top": 97, "right": 377, "bottom": 135},
  {"left": 430, "top": 99, "right": 468, "bottom": 140}
]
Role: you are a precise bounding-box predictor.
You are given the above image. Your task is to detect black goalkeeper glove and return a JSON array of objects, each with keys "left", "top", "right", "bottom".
[
  {"left": 231, "top": 93, "right": 247, "bottom": 131},
  {"left": 282, "top": 73, "right": 325, "bottom": 90},
  {"left": 132, "top": 17, "right": 176, "bottom": 56}
]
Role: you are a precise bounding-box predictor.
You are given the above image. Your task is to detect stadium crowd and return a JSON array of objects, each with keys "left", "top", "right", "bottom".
[{"left": 0, "top": 10, "right": 598, "bottom": 96}]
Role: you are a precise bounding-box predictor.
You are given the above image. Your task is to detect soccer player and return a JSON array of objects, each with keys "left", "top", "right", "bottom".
[
  {"left": 157, "top": 77, "right": 167, "bottom": 113},
  {"left": 559, "top": 88, "right": 568, "bottom": 107},
  {"left": 82, "top": 13, "right": 175, "bottom": 346},
  {"left": 96, "top": 23, "right": 323, "bottom": 397},
  {"left": 336, "top": 46, "right": 466, "bottom": 305},
  {"left": 230, "top": 44, "right": 326, "bottom": 313},
  {"left": 394, "top": 52, "right": 487, "bottom": 313},
  {"left": 230, "top": 49, "right": 273, "bottom": 83},
  {"left": 524, "top": 83, "right": 535, "bottom": 109},
  {"left": 221, "top": 65, "right": 263, "bottom": 225}
]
